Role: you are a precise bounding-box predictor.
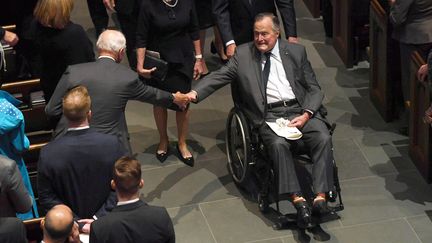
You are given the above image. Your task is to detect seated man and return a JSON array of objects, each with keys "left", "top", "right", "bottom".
[
  {"left": 0, "top": 217, "right": 28, "bottom": 243},
  {"left": 0, "top": 155, "right": 32, "bottom": 217},
  {"left": 41, "top": 205, "right": 80, "bottom": 243},
  {"left": 187, "top": 13, "right": 335, "bottom": 228},
  {"left": 90, "top": 156, "right": 175, "bottom": 243},
  {"left": 38, "top": 86, "right": 126, "bottom": 233}
]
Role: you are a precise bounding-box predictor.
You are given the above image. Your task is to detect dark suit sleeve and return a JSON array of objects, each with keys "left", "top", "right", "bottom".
[
  {"left": 300, "top": 46, "right": 324, "bottom": 113},
  {"left": 213, "top": 0, "right": 234, "bottom": 44},
  {"left": 275, "top": 0, "right": 297, "bottom": 38},
  {"left": 129, "top": 78, "right": 174, "bottom": 107},
  {"left": 6, "top": 161, "right": 33, "bottom": 213},
  {"left": 163, "top": 209, "right": 175, "bottom": 243},
  {"left": 389, "top": 0, "right": 414, "bottom": 26},
  {"left": 0, "top": 27, "right": 5, "bottom": 39},
  {"left": 194, "top": 48, "right": 239, "bottom": 101},
  {"left": 89, "top": 223, "right": 99, "bottom": 243},
  {"left": 428, "top": 50, "right": 432, "bottom": 79},
  {"left": 45, "top": 67, "right": 72, "bottom": 118}
]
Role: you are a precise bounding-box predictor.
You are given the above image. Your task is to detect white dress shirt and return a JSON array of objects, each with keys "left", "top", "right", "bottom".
[{"left": 262, "top": 40, "right": 296, "bottom": 104}]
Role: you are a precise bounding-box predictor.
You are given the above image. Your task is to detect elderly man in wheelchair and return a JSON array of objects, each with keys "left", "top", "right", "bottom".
[{"left": 186, "top": 13, "right": 342, "bottom": 229}]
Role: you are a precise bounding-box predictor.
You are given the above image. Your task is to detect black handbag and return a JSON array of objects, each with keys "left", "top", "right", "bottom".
[{"left": 143, "top": 53, "right": 168, "bottom": 82}]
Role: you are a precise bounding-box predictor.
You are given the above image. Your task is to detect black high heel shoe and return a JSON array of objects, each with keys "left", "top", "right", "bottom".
[
  {"left": 156, "top": 148, "right": 169, "bottom": 163},
  {"left": 176, "top": 145, "right": 194, "bottom": 167}
]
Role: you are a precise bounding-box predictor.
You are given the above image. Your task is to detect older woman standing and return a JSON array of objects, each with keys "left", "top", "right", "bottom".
[
  {"left": 33, "top": 0, "right": 94, "bottom": 102},
  {"left": 136, "top": 0, "right": 203, "bottom": 166}
]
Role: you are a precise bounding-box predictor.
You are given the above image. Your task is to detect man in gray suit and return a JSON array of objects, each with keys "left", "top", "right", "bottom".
[
  {"left": 389, "top": 0, "right": 432, "bottom": 132},
  {"left": 45, "top": 30, "right": 189, "bottom": 155},
  {"left": 187, "top": 13, "right": 334, "bottom": 228},
  {"left": 0, "top": 155, "right": 32, "bottom": 217}
]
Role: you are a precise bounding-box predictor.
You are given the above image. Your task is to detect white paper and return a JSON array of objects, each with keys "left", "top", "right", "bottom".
[
  {"left": 79, "top": 233, "right": 89, "bottom": 243},
  {"left": 266, "top": 118, "right": 303, "bottom": 140}
]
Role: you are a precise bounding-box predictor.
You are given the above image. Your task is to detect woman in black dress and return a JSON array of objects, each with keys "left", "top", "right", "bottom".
[
  {"left": 33, "top": 0, "right": 94, "bottom": 102},
  {"left": 136, "top": 0, "right": 203, "bottom": 166}
]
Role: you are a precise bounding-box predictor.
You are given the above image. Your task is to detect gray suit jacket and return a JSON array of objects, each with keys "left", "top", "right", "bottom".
[
  {"left": 0, "top": 155, "right": 32, "bottom": 217},
  {"left": 45, "top": 57, "right": 174, "bottom": 155},
  {"left": 390, "top": 0, "right": 432, "bottom": 44},
  {"left": 194, "top": 40, "right": 324, "bottom": 128}
]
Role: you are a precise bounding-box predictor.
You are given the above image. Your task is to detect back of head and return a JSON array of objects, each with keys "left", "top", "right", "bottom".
[
  {"left": 62, "top": 86, "right": 91, "bottom": 123},
  {"left": 43, "top": 205, "right": 74, "bottom": 242},
  {"left": 96, "top": 30, "right": 126, "bottom": 54},
  {"left": 113, "top": 156, "right": 142, "bottom": 196},
  {"left": 34, "top": 0, "right": 74, "bottom": 29}
]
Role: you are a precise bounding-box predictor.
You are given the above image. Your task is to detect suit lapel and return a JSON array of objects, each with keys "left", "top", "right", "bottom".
[
  {"left": 278, "top": 41, "right": 298, "bottom": 97},
  {"left": 251, "top": 45, "right": 266, "bottom": 99}
]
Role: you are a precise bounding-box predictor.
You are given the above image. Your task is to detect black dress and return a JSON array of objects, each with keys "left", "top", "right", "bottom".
[
  {"left": 34, "top": 21, "right": 95, "bottom": 102},
  {"left": 194, "top": 0, "right": 214, "bottom": 29},
  {"left": 136, "top": 0, "right": 199, "bottom": 109}
]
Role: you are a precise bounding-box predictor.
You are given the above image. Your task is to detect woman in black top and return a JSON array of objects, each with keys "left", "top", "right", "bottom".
[
  {"left": 33, "top": 0, "right": 94, "bottom": 102},
  {"left": 136, "top": 0, "right": 203, "bottom": 166}
]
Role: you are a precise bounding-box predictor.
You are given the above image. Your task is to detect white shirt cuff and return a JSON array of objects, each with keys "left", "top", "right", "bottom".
[{"left": 226, "top": 40, "right": 235, "bottom": 47}]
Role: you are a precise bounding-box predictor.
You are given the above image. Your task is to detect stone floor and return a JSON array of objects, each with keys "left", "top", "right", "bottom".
[{"left": 71, "top": 1, "right": 432, "bottom": 242}]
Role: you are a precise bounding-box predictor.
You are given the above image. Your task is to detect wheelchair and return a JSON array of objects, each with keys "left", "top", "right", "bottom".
[{"left": 225, "top": 107, "right": 344, "bottom": 229}]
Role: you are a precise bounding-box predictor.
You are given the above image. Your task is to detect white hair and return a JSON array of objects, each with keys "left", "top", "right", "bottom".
[{"left": 96, "top": 30, "right": 126, "bottom": 53}]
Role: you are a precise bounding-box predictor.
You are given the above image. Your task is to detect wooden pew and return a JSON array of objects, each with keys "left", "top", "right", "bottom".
[
  {"left": 23, "top": 217, "right": 43, "bottom": 243},
  {"left": 409, "top": 51, "right": 430, "bottom": 182},
  {"left": 369, "top": 0, "right": 402, "bottom": 122},
  {"left": 332, "top": 0, "right": 369, "bottom": 68},
  {"left": 303, "top": 0, "right": 321, "bottom": 18},
  {"left": 1, "top": 78, "right": 50, "bottom": 133}
]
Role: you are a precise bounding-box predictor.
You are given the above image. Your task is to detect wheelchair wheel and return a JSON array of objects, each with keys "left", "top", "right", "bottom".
[{"left": 226, "top": 108, "right": 251, "bottom": 184}]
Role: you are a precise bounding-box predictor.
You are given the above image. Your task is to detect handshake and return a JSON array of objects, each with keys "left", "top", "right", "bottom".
[{"left": 172, "top": 91, "right": 198, "bottom": 110}]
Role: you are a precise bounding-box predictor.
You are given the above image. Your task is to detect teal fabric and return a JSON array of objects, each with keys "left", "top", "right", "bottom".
[{"left": 0, "top": 90, "right": 38, "bottom": 219}]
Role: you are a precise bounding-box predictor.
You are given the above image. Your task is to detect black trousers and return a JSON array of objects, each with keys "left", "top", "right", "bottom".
[
  {"left": 258, "top": 104, "right": 334, "bottom": 195},
  {"left": 117, "top": 11, "right": 138, "bottom": 69},
  {"left": 86, "top": 0, "right": 109, "bottom": 37}
]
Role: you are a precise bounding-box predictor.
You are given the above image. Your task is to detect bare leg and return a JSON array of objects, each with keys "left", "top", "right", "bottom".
[
  {"left": 153, "top": 106, "right": 169, "bottom": 153},
  {"left": 176, "top": 109, "right": 192, "bottom": 158},
  {"left": 213, "top": 26, "right": 227, "bottom": 61},
  {"left": 199, "top": 30, "right": 209, "bottom": 74}
]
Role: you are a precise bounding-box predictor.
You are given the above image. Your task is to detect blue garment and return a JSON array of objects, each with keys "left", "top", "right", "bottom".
[{"left": 0, "top": 90, "right": 38, "bottom": 219}]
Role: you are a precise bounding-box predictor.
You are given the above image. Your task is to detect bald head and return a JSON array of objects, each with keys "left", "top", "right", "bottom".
[{"left": 43, "top": 205, "right": 74, "bottom": 242}]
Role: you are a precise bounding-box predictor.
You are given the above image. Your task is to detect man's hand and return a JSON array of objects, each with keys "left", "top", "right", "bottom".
[
  {"left": 3, "top": 30, "right": 19, "bottom": 46},
  {"left": 287, "top": 37, "right": 298, "bottom": 44},
  {"left": 417, "top": 64, "right": 428, "bottom": 82},
  {"left": 77, "top": 219, "right": 94, "bottom": 234},
  {"left": 103, "top": 0, "right": 116, "bottom": 11},
  {"left": 68, "top": 222, "right": 80, "bottom": 243},
  {"left": 185, "top": 90, "right": 197, "bottom": 102},
  {"left": 173, "top": 91, "right": 191, "bottom": 110},
  {"left": 226, "top": 43, "right": 236, "bottom": 59},
  {"left": 193, "top": 60, "right": 203, "bottom": 80},
  {"left": 288, "top": 113, "right": 310, "bottom": 128},
  {"left": 137, "top": 67, "right": 156, "bottom": 79}
]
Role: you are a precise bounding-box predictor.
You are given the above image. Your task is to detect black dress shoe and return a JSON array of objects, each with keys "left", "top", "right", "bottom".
[
  {"left": 294, "top": 201, "right": 314, "bottom": 229},
  {"left": 156, "top": 149, "right": 168, "bottom": 163},
  {"left": 176, "top": 145, "right": 194, "bottom": 167}
]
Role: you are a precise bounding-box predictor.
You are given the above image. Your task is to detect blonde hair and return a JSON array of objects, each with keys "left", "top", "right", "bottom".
[
  {"left": 34, "top": 0, "right": 74, "bottom": 29},
  {"left": 62, "top": 86, "right": 91, "bottom": 122}
]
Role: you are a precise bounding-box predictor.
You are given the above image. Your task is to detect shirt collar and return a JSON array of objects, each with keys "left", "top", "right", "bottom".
[
  {"left": 67, "top": 126, "right": 90, "bottom": 131},
  {"left": 117, "top": 198, "right": 140, "bottom": 206},
  {"left": 98, "top": 55, "right": 116, "bottom": 62},
  {"left": 270, "top": 39, "right": 280, "bottom": 60}
]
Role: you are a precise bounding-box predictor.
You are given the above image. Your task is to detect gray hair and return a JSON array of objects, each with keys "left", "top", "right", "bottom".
[
  {"left": 254, "top": 12, "right": 280, "bottom": 33},
  {"left": 96, "top": 30, "right": 126, "bottom": 53}
]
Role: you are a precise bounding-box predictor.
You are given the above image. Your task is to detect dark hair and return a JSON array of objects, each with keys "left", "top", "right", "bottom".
[
  {"left": 254, "top": 12, "right": 281, "bottom": 33},
  {"left": 113, "top": 156, "right": 142, "bottom": 195}
]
